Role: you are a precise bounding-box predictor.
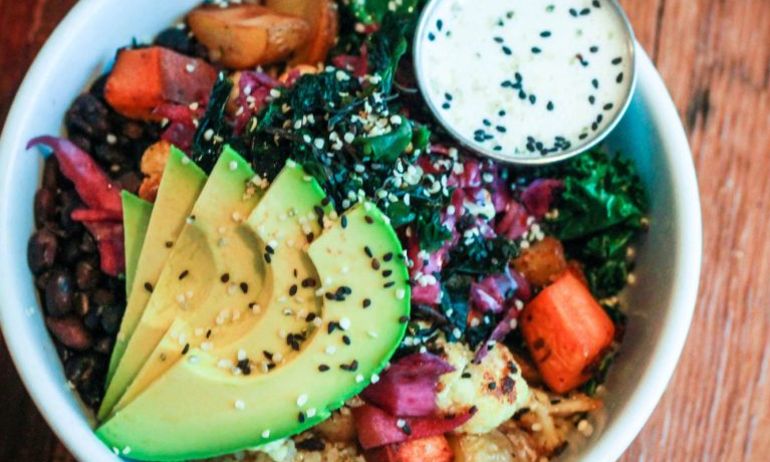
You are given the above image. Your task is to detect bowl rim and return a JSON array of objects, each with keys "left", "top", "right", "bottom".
[{"left": 0, "top": 3, "right": 702, "bottom": 462}]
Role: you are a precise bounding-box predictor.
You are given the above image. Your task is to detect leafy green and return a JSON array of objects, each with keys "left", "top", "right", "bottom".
[
  {"left": 347, "top": 0, "right": 423, "bottom": 25},
  {"left": 550, "top": 151, "right": 647, "bottom": 298},
  {"left": 357, "top": 119, "right": 413, "bottom": 162},
  {"left": 551, "top": 151, "right": 646, "bottom": 241},
  {"left": 443, "top": 236, "right": 519, "bottom": 277},
  {"left": 191, "top": 72, "right": 233, "bottom": 172}
]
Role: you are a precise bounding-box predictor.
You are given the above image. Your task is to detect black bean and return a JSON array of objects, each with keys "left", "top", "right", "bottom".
[
  {"left": 34, "top": 189, "right": 57, "bottom": 226},
  {"left": 93, "top": 336, "right": 113, "bottom": 355},
  {"left": 60, "top": 238, "right": 83, "bottom": 266},
  {"left": 46, "top": 316, "right": 92, "bottom": 350},
  {"left": 92, "top": 288, "right": 115, "bottom": 307},
  {"left": 79, "top": 233, "right": 97, "bottom": 255},
  {"left": 28, "top": 229, "right": 58, "bottom": 274},
  {"left": 45, "top": 269, "right": 74, "bottom": 316},
  {"left": 74, "top": 292, "right": 91, "bottom": 317},
  {"left": 121, "top": 121, "right": 145, "bottom": 140},
  {"left": 83, "top": 305, "right": 102, "bottom": 331},
  {"left": 65, "top": 94, "right": 110, "bottom": 139},
  {"left": 42, "top": 157, "right": 60, "bottom": 190},
  {"left": 75, "top": 260, "right": 99, "bottom": 290},
  {"left": 154, "top": 27, "right": 197, "bottom": 55},
  {"left": 99, "top": 304, "right": 124, "bottom": 335},
  {"left": 94, "top": 143, "right": 127, "bottom": 167},
  {"left": 64, "top": 353, "right": 98, "bottom": 385},
  {"left": 58, "top": 191, "right": 82, "bottom": 235}
]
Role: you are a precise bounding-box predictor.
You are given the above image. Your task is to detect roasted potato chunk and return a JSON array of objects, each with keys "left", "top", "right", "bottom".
[
  {"left": 265, "top": 0, "right": 339, "bottom": 65},
  {"left": 449, "top": 431, "right": 516, "bottom": 462},
  {"left": 513, "top": 236, "right": 568, "bottom": 287},
  {"left": 187, "top": 5, "right": 310, "bottom": 69}
]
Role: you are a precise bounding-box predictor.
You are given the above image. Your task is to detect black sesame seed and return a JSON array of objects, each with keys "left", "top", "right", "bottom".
[
  {"left": 238, "top": 359, "right": 251, "bottom": 375},
  {"left": 547, "top": 101, "right": 555, "bottom": 111},
  {"left": 363, "top": 298, "right": 371, "bottom": 308},
  {"left": 206, "top": 329, "right": 212, "bottom": 338},
  {"left": 590, "top": 45, "right": 599, "bottom": 53},
  {"left": 289, "top": 284, "right": 298, "bottom": 296},
  {"left": 182, "top": 343, "right": 190, "bottom": 355},
  {"left": 442, "top": 102, "right": 451, "bottom": 110},
  {"left": 263, "top": 350, "right": 274, "bottom": 360},
  {"left": 579, "top": 133, "right": 589, "bottom": 140},
  {"left": 488, "top": 381, "right": 497, "bottom": 390},
  {"left": 365, "top": 216, "right": 374, "bottom": 224},
  {"left": 518, "top": 90, "right": 527, "bottom": 100},
  {"left": 325, "top": 292, "right": 336, "bottom": 301},
  {"left": 264, "top": 253, "right": 272, "bottom": 264},
  {"left": 266, "top": 245, "right": 275, "bottom": 255},
  {"left": 569, "top": 8, "right": 578, "bottom": 17},
  {"left": 327, "top": 321, "right": 340, "bottom": 334},
  {"left": 496, "top": 125, "right": 507, "bottom": 133},
  {"left": 499, "top": 110, "right": 506, "bottom": 116},
  {"left": 493, "top": 36, "right": 504, "bottom": 44},
  {"left": 436, "top": 19, "right": 443, "bottom": 31},
  {"left": 342, "top": 335, "right": 351, "bottom": 345},
  {"left": 384, "top": 281, "right": 395, "bottom": 288},
  {"left": 603, "top": 103, "right": 614, "bottom": 111},
  {"left": 318, "top": 364, "right": 330, "bottom": 372},
  {"left": 401, "top": 423, "right": 412, "bottom": 435},
  {"left": 364, "top": 246, "right": 373, "bottom": 258},
  {"left": 383, "top": 270, "right": 393, "bottom": 278},
  {"left": 321, "top": 196, "right": 331, "bottom": 206},
  {"left": 591, "top": 122, "right": 599, "bottom": 131},
  {"left": 383, "top": 252, "right": 393, "bottom": 262},
  {"left": 540, "top": 31, "right": 552, "bottom": 38},
  {"left": 221, "top": 273, "right": 230, "bottom": 283},
  {"left": 306, "top": 232, "right": 315, "bottom": 243},
  {"left": 616, "top": 72, "right": 624, "bottom": 83},
  {"left": 178, "top": 270, "right": 189, "bottom": 280},
  {"left": 529, "top": 95, "right": 537, "bottom": 104},
  {"left": 165, "top": 241, "right": 173, "bottom": 248},
  {"left": 592, "top": 78, "right": 599, "bottom": 89},
  {"left": 589, "top": 95, "right": 596, "bottom": 104},
  {"left": 531, "top": 47, "right": 542, "bottom": 54},
  {"left": 298, "top": 412, "right": 306, "bottom": 423},
  {"left": 612, "top": 57, "right": 623, "bottom": 65},
  {"left": 514, "top": 72, "right": 522, "bottom": 81},
  {"left": 341, "top": 216, "right": 348, "bottom": 228},
  {"left": 461, "top": 372, "right": 472, "bottom": 379},
  {"left": 593, "top": 0, "right": 601, "bottom": 7},
  {"left": 144, "top": 282, "right": 154, "bottom": 293},
  {"left": 502, "top": 46, "right": 512, "bottom": 55},
  {"left": 240, "top": 282, "right": 249, "bottom": 293},
  {"left": 306, "top": 313, "right": 317, "bottom": 322},
  {"left": 398, "top": 315, "right": 409, "bottom": 323},
  {"left": 428, "top": 32, "right": 436, "bottom": 41}
]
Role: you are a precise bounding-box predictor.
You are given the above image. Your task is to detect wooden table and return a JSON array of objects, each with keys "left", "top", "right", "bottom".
[{"left": 1, "top": 1, "right": 768, "bottom": 461}]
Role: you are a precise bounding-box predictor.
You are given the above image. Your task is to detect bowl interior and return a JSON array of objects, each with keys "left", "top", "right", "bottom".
[{"left": 0, "top": 2, "right": 701, "bottom": 461}]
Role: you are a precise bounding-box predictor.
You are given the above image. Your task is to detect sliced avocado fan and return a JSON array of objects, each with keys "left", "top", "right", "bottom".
[
  {"left": 100, "top": 147, "right": 263, "bottom": 420},
  {"left": 111, "top": 160, "right": 328, "bottom": 414},
  {"left": 105, "top": 147, "right": 207, "bottom": 391},
  {"left": 121, "top": 192, "right": 152, "bottom": 297},
  {"left": 97, "top": 199, "right": 410, "bottom": 460}
]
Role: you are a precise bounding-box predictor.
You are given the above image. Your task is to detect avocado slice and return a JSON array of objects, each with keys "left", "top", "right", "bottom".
[
  {"left": 112, "top": 161, "right": 328, "bottom": 413},
  {"left": 97, "top": 203, "right": 410, "bottom": 461},
  {"left": 121, "top": 192, "right": 152, "bottom": 296},
  {"left": 106, "top": 148, "right": 207, "bottom": 389},
  {"left": 100, "top": 147, "right": 263, "bottom": 419}
]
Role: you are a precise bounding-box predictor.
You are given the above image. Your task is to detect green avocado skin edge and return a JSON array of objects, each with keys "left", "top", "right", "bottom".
[
  {"left": 96, "top": 154, "right": 410, "bottom": 461},
  {"left": 121, "top": 192, "right": 153, "bottom": 298}
]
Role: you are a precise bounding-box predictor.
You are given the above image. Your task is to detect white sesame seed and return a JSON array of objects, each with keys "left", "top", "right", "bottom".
[
  {"left": 367, "top": 331, "right": 378, "bottom": 338},
  {"left": 188, "top": 102, "right": 200, "bottom": 111},
  {"left": 234, "top": 400, "right": 246, "bottom": 410},
  {"left": 185, "top": 63, "right": 196, "bottom": 73},
  {"left": 188, "top": 355, "right": 200, "bottom": 364},
  {"left": 297, "top": 394, "right": 308, "bottom": 407},
  {"left": 344, "top": 132, "right": 355, "bottom": 143},
  {"left": 396, "top": 419, "right": 406, "bottom": 428},
  {"left": 371, "top": 373, "right": 380, "bottom": 384},
  {"left": 306, "top": 408, "right": 317, "bottom": 418},
  {"left": 627, "top": 273, "right": 637, "bottom": 285},
  {"left": 228, "top": 160, "right": 238, "bottom": 171},
  {"left": 106, "top": 133, "right": 117, "bottom": 145},
  {"left": 339, "top": 317, "right": 351, "bottom": 330},
  {"left": 237, "top": 349, "right": 247, "bottom": 361},
  {"left": 395, "top": 289, "right": 406, "bottom": 300},
  {"left": 262, "top": 430, "right": 271, "bottom": 438},
  {"left": 325, "top": 345, "right": 337, "bottom": 355},
  {"left": 355, "top": 374, "right": 364, "bottom": 383}
]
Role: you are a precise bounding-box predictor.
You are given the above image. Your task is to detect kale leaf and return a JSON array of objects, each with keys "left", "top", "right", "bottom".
[
  {"left": 191, "top": 72, "right": 233, "bottom": 172},
  {"left": 550, "top": 151, "right": 647, "bottom": 298},
  {"left": 443, "top": 236, "right": 519, "bottom": 278}
]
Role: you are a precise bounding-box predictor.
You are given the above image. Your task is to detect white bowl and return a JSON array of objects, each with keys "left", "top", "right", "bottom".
[{"left": 0, "top": 1, "right": 702, "bottom": 461}]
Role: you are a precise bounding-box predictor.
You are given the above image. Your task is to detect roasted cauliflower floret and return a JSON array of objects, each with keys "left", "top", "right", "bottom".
[{"left": 436, "top": 340, "right": 530, "bottom": 434}]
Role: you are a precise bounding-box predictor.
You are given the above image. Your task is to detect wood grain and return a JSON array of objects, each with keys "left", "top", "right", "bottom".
[{"left": 1, "top": 1, "right": 769, "bottom": 461}]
